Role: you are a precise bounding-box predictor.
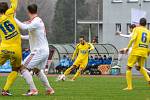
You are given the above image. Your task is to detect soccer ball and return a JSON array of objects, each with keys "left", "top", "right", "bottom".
[{"left": 57, "top": 75, "right": 66, "bottom": 81}]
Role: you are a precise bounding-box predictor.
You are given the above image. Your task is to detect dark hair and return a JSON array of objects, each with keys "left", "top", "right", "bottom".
[
  {"left": 27, "top": 4, "right": 38, "bottom": 14},
  {"left": 0, "top": 2, "right": 9, "bottom": 14},
  {"left": 79, "top": 35, "right": 85, "bottom": 39},
  {"left": 130, "top": 24, "right": 136, "bottom": 29},
  {"left": 140, "top": 18, "right": 147, "bottom": 26}
]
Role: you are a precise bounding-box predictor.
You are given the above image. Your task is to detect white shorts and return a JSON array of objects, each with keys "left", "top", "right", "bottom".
[{"left": 23, "top": 49, "right": 49, "bottom": 70}]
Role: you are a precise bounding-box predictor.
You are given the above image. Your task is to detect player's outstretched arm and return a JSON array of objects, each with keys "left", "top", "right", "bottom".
[
  {"left": 21, "top": 35, "right": 29, "bottom": 40},
  {"left": 120, "top": 33, "right": 133, "bottom": 38},
  {"left": 88, "top": 43, "right": 95, "bottom": 51},
  {"left": 10, "top": 0, "right": 18, "bottom": 11},
  {"left": 15, "top": 18, "right": 38, "bottom": 31},
  {"left": 6, "top": 0, "right": 18, "bottom": 15}
]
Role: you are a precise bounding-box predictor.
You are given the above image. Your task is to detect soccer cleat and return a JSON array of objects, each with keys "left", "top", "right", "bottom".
[
  {"left": 56, "top": 74, "right": 66, "bottom": 81},
  {"left": 22, "top": 89, "right": 38, "bottom": 96},
  {"left": 123, "top": 87, "right": 133, "bottom": 91},
  {"left": 46, "top": 88, "right": 55, "bottom": 95},
  {"left": 1, "top": 90, "right": 13, "bottom": 96}
]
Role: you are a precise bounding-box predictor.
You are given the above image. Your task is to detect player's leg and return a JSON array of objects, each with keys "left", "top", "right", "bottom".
[
  {"left": 0, "top": 53, "right": 14, "bottom": 96},
  {"left": 34, "top": 68, "right": 54, "bottom": 95},
  {"left": 64, "top": 60, "right": 80, "bottom": 76},
  {"left": 138, "top": 57, "right": 150, "bottom": 83},
  {"left": 21, "top": 52, "right": 40, "bottom": 96},
  {"left": 71, "top": 61, "right": 87, "bottom": 81},
  {"left": 135, "top": 64, "right": 150, "bottom": 75},
  {"left": 123, "top": 55, "right": 137, "bottom": 90},
  {"left": 35, "top": 56, "right": 54, "bottom": 95}
]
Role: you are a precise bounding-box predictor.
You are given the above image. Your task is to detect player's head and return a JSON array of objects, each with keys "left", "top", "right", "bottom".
[
  {"left": 27, "top": 4, "right": 38, "bottom": 18},
  {"left": 139, "top": 18, "right": 147, "bottom": 27},
  {"left": 79, "top": 35, "right": 86, "bottom": 45},
  {"left": 129, "top": 24, "right": 136, "bottom": 32},
  {"left": 0, "top": 2, "right": 9, "bottom": 15}
]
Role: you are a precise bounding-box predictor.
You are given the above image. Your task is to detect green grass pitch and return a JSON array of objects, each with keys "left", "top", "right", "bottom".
[{"left": 0, "top": 75, "right": 150, "bottom": 100}]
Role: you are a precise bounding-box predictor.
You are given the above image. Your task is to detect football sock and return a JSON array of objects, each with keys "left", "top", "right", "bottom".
[
  {"left": 3, "top": 71, "right": 18, "bottom": 91},
  {"left": 126, "top": 70, "right": 132, "bottom": 89},
  {"left": 37, "top": 70, "right": 51, "bottom": 90},
  {"left": 117, "top": 54, "right": 123, "bottom": 65},
  {"left": 64, "top": 67, "right": 72, "bottom": 76},
  {"left": 72, "top": 70, "right": 81, "bottom": 80},
  {"left": 22, "top": 69, "right": 37, "bottom": 90}
]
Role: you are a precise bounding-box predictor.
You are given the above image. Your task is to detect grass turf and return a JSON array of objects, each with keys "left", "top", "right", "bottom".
[{"left": 0, "top": 75, "right": 150, "bottom": 100}]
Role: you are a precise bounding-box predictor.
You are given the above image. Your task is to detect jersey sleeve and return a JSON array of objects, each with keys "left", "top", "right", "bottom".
[
  {"left": 127, "top": 29, "right": 137, "bottom": 49},
  {"left": 72, "top": 44, "right": 79, "bottom": 60},
  {"left": 6, "top": 0, "right": 18, "bottom": 16},
  {"left": 15, "top": 18, "right": 39, "bottom": 31}
]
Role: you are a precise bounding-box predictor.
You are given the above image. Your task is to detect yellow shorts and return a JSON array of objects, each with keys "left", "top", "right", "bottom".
[
  {"left": 0, "top": 46, "right": 22, "bottom": 71},
  {"left": 127, "top": 55, "right": 146, "bottom": 68},
  {"left": 73, "top": 59, "right": 88, "bottom": 70}
]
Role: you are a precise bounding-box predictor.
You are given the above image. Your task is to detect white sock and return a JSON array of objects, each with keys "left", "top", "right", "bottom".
[
  {"left": 22, "top": 69, "right": 37, "bottom": 90},
  {"left": 144, "top": 68, "right": 150, "bottom": 74},
  {"left": 117, "top": 54, "right": 123, "bottom": 65},
  {"left": 37, "top": 70, "right": 51, "bottom": 90}
]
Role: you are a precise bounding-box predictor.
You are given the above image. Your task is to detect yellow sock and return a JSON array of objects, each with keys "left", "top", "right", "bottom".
[
  {"left": 140, "top": 67, "right": 150, "bottom": 82},
  {"left": 3, "top": 71, "right": 18, "bottom": 91},
  {"left": 126, "top": 70, "right": 132, "bottom": 89},
  {"left": 72, "top": 70, "right": 81, "bottom": 80},
  {"left": 64, "top": 67, "right": 72, "bottom": 76}
]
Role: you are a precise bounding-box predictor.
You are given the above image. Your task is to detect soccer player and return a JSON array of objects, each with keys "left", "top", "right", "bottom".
[
  {"left": 116, "top": 24, "right": 136, "bottom": 66},
  {"left": 123, "top": 18, "right": 150, "bottom": 90},
  {"left": 58, "top": 36, "right": 94, "bottom": 81},
  {"left": 116, "top": 24, "right": 150, "bottom": 74},
  {"left": 0, "top": 0, "right": 38, "bottom": 96},
  {"left": 15, "top": 4, "right": 54, "bottom": 96}
]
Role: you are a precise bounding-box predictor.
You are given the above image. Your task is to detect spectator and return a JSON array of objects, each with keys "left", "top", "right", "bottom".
[
  {"left": 98, "top": 55, "right": 103, "bottom": 65},
  {"left": 107, "top": 56, "right": 112, "bottom": 65},
  {"left": 94, "top": 55, "right": 99, "bottom": 66},
  {"left": 103, "top": 55, "right": 108, "bottom": 64},
  {"left": 22, "top": 48, "right": 30, "bottom": 60},
  {"left": 56, "top": 55, "right": 70, "bottom": 73}
]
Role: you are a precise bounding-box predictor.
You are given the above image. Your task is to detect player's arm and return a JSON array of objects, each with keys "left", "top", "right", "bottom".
[
  {"left": 6, "top": 0, "right": 18, "bottom": 15},
  {"left": 127, "top": 31, "right": 137, "bottom": 49},
  {"left": 88, "top": 43, "right": 95, "bottom": 51},
  {"left": 120, "top": 33, "right": 133, "bottom": 38},
  {"left": 15, "top": 18, "right": 38, "bottom": 31},
  {"left": 21, "top": 35, "right": 29, "bottom": 40},
  {"left": 71, "top": 45, "right": 79, "bottom": 61}
]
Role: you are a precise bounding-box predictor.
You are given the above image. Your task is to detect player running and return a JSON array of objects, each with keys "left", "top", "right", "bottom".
[
  {"left": 15, "top": 4, "right": 54, "bottom": 96},
  {"left": 57, "top": 36, "right": 94, "bottom": 81},
  {"left": 0, "top": 0, "right": 36, "bottom": 96},
  {"left": 123, "top": 18, "right": 150, "bottom": 90}
]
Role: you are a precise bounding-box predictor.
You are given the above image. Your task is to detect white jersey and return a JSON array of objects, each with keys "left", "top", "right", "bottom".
[{"left": 15, "top": 17, "right": 49, "bottom": 53}]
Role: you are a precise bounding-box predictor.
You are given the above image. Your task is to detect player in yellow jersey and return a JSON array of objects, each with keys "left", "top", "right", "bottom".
[
  {"left": 123, "top": 18, "right": 150, "bottom": 90},
  {"left": 0, "top": 0, "right": 37, "bottom": 96},
  {"left": 57, "top": 36, "right": 94, "bottom": 81}
]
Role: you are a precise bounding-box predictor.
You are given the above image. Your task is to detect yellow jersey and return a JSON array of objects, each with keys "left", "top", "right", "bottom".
[
  {"left": 72, "top": 42, "right": 94, "bottom": 61},
  {"left": 0, "top": 0, "right": 21, "bottom": 47},
  {"left": 128, "top": 26, "right": 150, "bottom": 58}
]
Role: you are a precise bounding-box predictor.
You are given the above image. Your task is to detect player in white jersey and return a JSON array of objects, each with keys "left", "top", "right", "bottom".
[
  {"left": 116, "top": 24, "right": 150, "bottom": 74},
  {"left": 15, "top": 4, "right": 54, "bottom": 96}
]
